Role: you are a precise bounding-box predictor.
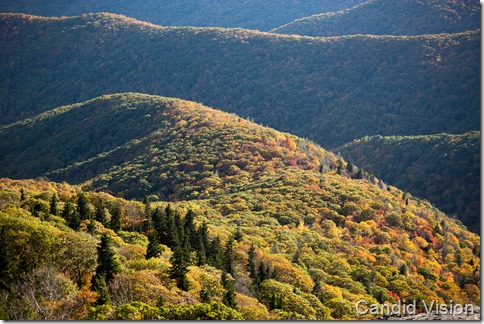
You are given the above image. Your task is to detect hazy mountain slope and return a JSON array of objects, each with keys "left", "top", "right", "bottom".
[
  {"left": 337, "top": 132, "right": 480, "bottom": 233},
  {"left": 0, "top": 93, "right": 337, "bottom": 200},
  {"left": 0, "top": 13, "right": 479, "bottom": 148},
  {"left": 272, "top": 0, "right": 480, "bottom": 36},
  {"left": 0, "top": 0, "right": 366, "bottom": 31}
]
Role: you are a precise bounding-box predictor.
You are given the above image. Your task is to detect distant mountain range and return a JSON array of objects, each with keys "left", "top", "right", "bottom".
[
  {"left": 272, "top": 0, "right": 480, "bottom": 36},
  {"left": 337, "top": 131, "right": 480, "bottom": 233},
  {"left": 0, "top": 0, "right": 366, "bottom": 31},
  {"left": 0, "top": 13, "right": 479, "bottom": 149}
]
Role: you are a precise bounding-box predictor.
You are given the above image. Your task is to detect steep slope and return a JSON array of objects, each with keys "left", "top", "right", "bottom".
[
  {"left": 0, "top": 93, "right": 337, "bottom": 200},
  {"left": 337, "top": 132, "right": 480, "bottom": 233},
  {"left": 272, "top": 0, "right": 480, "bottom": 37},
  {"left": 0, "top": 13, "right": 479, "bottom": 148},
  {"left": 0, "top": 0, "right": 366, "bottom": 31},
  {"left": 0, "top": 114, "right": 480, "bottom": 318}
]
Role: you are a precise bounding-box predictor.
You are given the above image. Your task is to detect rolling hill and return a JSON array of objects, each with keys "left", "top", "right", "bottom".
[
  {"left": 0, "top": 93, "right": 480, "bottom": 319},
  {"left": 0, "top": 13, "right": 480, "bottom": 148},
  {"left": 0, "top": 93, "right": 337, "bottom": 200},
  {"left": 272, "top": 0, "right": 480, "bottom": 37},
  {"left": 0, "top": 0, "right": 366, "bottom": 31},
  {"left": 337, "top": 132, "right": 481, "bottom": 233}
]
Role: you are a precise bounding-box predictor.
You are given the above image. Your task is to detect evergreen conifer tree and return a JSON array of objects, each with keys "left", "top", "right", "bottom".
[
  {"left": 77, "top": 192, "right": 90, "bottom": 220},
  {"left": 110, "top": 204, "right": 122, "bottom": 232},
  {"left": 247, "top": 243, "right": 259, "bottom": 295},
  {"left": 49, "top": 193, "right": 59, "bottom": 215},
  {"left": 146, "top": 231, "right": 163, "bottom": 259},
  {"left": 95, "top": 203, "right": 107, "bottom": 226},
  {"left": 92, "top": 234, "right": 120, "bottom": 304},
  {"left": 62, "top": 202, "right": 81, "bottom": 230},
  {"left": 170, "top": 239, "right": 191, "bottom": 291},
  {"left": 222, "top": 271, "right": 236, "bottom": 308}
]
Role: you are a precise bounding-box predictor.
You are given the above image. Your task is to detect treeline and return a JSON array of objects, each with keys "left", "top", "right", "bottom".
[
  {"left": 0, "top": 0, "right": 365, "bottom": 31},
  {"left": 0, "top": 14, "right": 479, "bottom": 147},
  {"left": 272, "top": 0, "right": 480, "bottom": 36}
]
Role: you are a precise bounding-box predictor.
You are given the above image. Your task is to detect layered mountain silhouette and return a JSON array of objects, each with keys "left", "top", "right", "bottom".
[
  {"left": 0, "top": 0, "right": 366, "bottom": 31},
  {"left": 0, "top": 13, "right": 479, "bottom": 148},
  {"left": 0, "top": 3, "right": 480, "bottom": 319},
  {"left": 272, "top": 0, "right": 480, "bottom": 36}
]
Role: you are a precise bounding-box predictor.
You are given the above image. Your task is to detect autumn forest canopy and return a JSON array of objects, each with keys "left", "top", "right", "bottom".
[{"left": 0, "top": 0, "right": 480, "bottom": 320}]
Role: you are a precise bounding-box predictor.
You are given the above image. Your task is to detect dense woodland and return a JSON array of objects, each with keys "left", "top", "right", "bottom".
[
  {"left": 0, "top": 94, "right": 337, "bottom": 201},
  {"left": 0, "top": 150, "right": 480, "bottom": 319},
  {"left": 272, "top": 0, "right": 480, "bottom": 37},
  {"left": 337, "top": 132, "right": 480, "bottom": 233},
  {"left": 0, "top": 0, "right": 366, "bottom": 31},
  {"left": 0, "top": 1, "right": 480, "bottom": 320},
  {"left": 0, "top": 13, "right": 479, "bottom": 148}
]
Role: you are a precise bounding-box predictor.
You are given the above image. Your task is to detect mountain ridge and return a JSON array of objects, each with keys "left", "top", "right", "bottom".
[
  {"left": 336, "top": 131, "right": 480, "bottom": 233},
  {"left": 0, "top": 93, "right": 337, "bottom": 200},
  {"left": 272, "top": 0, "right": 480, "bottom": 37},
  {"left": 0, "top": 13, "right": 479, "bottom": 148},
  {"left": 0, "top": 0, "right": 367, "bottom": 31}
]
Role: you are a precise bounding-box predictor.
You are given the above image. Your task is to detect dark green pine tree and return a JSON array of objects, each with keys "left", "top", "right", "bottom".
[
  {"left": 110, "top": 203, "right": 122, "bottom": 233},
  {"left": 195, "top": 222, "right": 209, "bottom": 265},
  {"left": 184, "top": 210, "right": 197, "bottom": 250},
  {"left": 92, "top": 274, "right": 110, "bottom": 306},
  {"left": 146, "top": 231, "right": 163, "bottom": 259},
  {"left": 170, "top": 239, "right": 191, "bottom": 291},
  {"left": 62, "top": 202, "right": 81, "bottom": 230},
  {"left": 258, "top": 262, "right": 268, "bottom": 283},
  {"left": 224, "top": 236, "right": 235, "bottom": 276},
  {"left": 77, "top": 192, "right": 91, "bottom": 220},
  {"left": 174, "top": 212, "right": 184, "bottom": 246},
  {"left": 160, "top": 205, "right": 178, "bottom": 247},
  {"left": 49, "top": 193, "right": 59, "bottom": 215},
  {"left": 95, "top": 203, "right": 107, "bottom": 226},
  {"left": 222, "top": 271, "right": 236, "bottom": 308},
  {"left": 92, "top": 234, "right": 120, "bottom": 304},
  {"left": 207, "top": 237, "right": 223, "bottom": 270},
  {"left": 196, "top": 234, "right": 207, "bottom": 266},
  {"left": 247, "top": 243, "right": 259, "bottom": 295},
  {"left": 152, "top": 207, "right": 164, "bottom": 237}
]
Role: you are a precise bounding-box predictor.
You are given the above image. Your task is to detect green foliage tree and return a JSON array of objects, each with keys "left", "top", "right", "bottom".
[
  {"left": 92, "top": 234, "right": 120, "bottom": 304},
  {"left": 49, "top": 193, "right": 59, "bottom": 215},
  {"left": 110, "top": 204, "right": 122, "bottom": 232}
]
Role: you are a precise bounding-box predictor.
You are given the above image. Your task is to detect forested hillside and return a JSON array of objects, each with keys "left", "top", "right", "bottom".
[
  {"left": 0, "top": 13, "right": 479, "bottom": 148},
  {"left": 272, "top": 0, "right": 480, "bottom": 37},
  {"left": 0, "top": 0, "right": 365, "bottom": 31},
  {"left": 0, "top": 1, "right": 480, "bottom": 321},
  {"left": 0, "top": 93, "right": 337, "bottom": 200},
  {"left": 337, "top": 132, "right": 480, "bottom": 233},
  {"left": 0, "top": 108, "right": 480, "bottom": 318}
]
